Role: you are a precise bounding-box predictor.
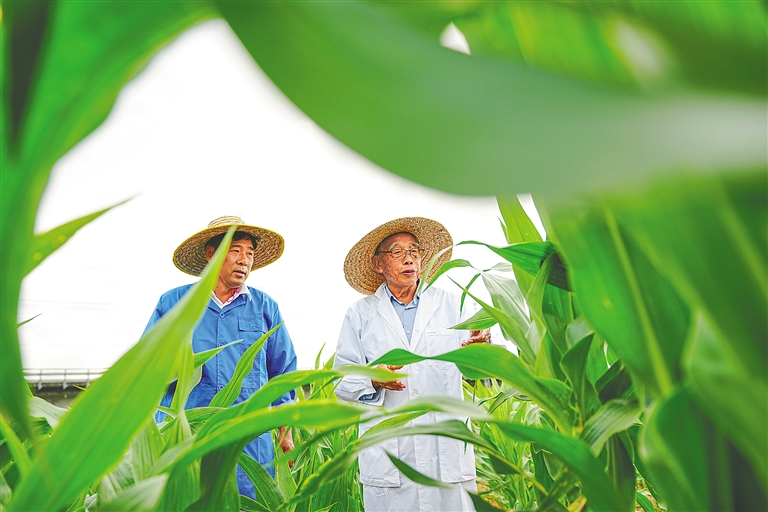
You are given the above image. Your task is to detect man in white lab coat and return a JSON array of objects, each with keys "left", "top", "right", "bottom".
[{"left": 334, "top": 217, "right": 491, "bottom": 512}]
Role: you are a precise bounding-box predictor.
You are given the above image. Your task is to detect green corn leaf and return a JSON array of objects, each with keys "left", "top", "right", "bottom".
[
  {"left": 609, "top": 173, "right": 766, "bottom": 379},
  {"left": 274, "top": 443, "right": 297, "bottom": 504},
  {"left": 7, "top": 228, "right": 233, "bottom": 512},
  {"left": 420, "top": 258, "right": 472, "bottom": 294},
  {"left": 524, "top": 253, "right": 550, "bottom": 325},
  {"left": 0, "top": 0, "right": 215, "bottom": 466},
  {"left": 459, "top": 273, "right": 482, "bottom": 312},
  {"left": 215, "top": 0, "right": 764, "bottom": 200},
  {"left": 640, "top": 386, "right": 728, "bottom": 511},
  {"left": 194, "top": 340, "right": 243, "bottom": 370},
  {"left": 468, "top": 492, "right": 505, "bottom": 511},
  {"left": 0, "top": 470, "right": 11, "bottom": 508},
  {"left": 497, "top": 196, "right": 544, "bottom": 295},
  {"left": 560, "top": 335, "right": 601, "bottom": 423},
  {"left": 99, "top": 475, "right": 168, "bottom": 512},
  {"left": 130, "top": 420, "right": 164, "bottom": 482},
  {"left": 360, "top": 412, "right": 426, "bottom": 438},
  {"left": 486, "top": 387, "right": 529, "bottom": 415},
  {"left": 466, "top": 274, "right": 534, "bottom": 362},
  {"left": 16, "top": 313, "right": 41, "bottom": 328},
  {"left": 289, "top": 420, "right": 523, "bottom": 508},
  {"left": 97, "top": 455, "right": 134, "bottom": 503},
  {"left": 580, "top": 399, "right": 640, "bottom": 456},
  {"left": 159, "top": 409, "right": 200, "bottom": 511},
  {"left": 0, "top": 415, "right": 31, "bottom": 478},
  {"left": 684, "top": 312, "right": 768, "bottom": 489},
  {"left": 416, "top": 246, "right": 456, "bottom": 295},
  {"left": 169, "top": 334, "right": 201, "bottom": 415},
  {"left": 459, "top": 240, "right": 567, "bottom": 291},
  {"left": 385, "top": 452, "right": 453, "bottom": 488},
  {"left": 596, "top": 363, "right": 634, "bottom": 405},
  {"left": 605, "top": 434, "right": 637, "bottom": 512},
  {"left": 451, "top": 308, "right": 497, "bottom": 331},
  {"left": 28, "top": 396, "right": 67, "bottom": 429},
  {"left": 585, "top": 336, "right": 609, "bottom": 387},
  {"left": 158, "top": 401, "right": 367, "bottom": 476},
  {"left": 609, "top": 174, "right": 768, "bottom": 487},
  {"left": 200, "top": 366, "right": 403, "bottom": 437},
  {"left": 372, "top": 344, "right": 575, "bottom": 433},
  {"left": 314, "top": 341, "right": 327, "bottom": 371},
  {"left": 238, "top": 452, "right": 285, "bottom": 511},
  {"left": 386, "top": 395, "right": 491, "bottom": 422},
  {"left": 535, "top": 470, "right": 577, "bottom": 511},
  {"left": 635, "top": 491, "right": 654, "bottom": 512},
  {"left": 546, "top": 200, "right": 689, "bottom": 398},
  {"left": 317, "top": 417, "right": 621, "bottom": 512},
  {"left": 24, "top": 199, "right": 129, "bottom": 276},
  {"left": 210, "top": 324, "right": 281, "bottom": 408},
  {"left": 240, "top": 495, "right": 269, "bottom": 512},
  {"left": 627, "top": 425, "right": 661, "bottom": 503},
  {"left": 4, "top": 1, "right": 54, "bottom": 152},
  {"left": 454, "top": 1, "right": 767, "bottom": 96},
  {"left": 192, "top": 449, "right": 241, "bottom": 512},
  {"left": 491, "top": 422, "right": 624, "bottom": 512}
]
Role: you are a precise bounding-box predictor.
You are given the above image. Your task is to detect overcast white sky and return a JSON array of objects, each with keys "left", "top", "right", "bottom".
[{"left": 18, "top": 20, "right": 543, "bottom": 370}]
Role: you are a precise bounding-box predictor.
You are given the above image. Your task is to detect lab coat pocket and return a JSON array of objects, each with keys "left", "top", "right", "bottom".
[
  {"left": 424, "top": 329, "right": 456, "bottom": 356},
  {"left": 358, "top": 423, "right": 401, "bottom": 487},
  {"left": 238, "top": 316, "right": 265, "bottom": 389},
  {"left": 423, "top": 360, "right": 461, "bottom": 398}
]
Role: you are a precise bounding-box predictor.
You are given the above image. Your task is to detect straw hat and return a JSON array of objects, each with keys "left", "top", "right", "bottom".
[
  {"left": 344, "top": 217, "right": 453, "bottom": 295},
  {"left": 173, "top": 216, "right": 284, "bottom": 276}
]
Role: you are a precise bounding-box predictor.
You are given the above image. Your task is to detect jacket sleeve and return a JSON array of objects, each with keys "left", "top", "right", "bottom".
[
  {"left": 265, "top": 301, "right": 297, "bottom": 407},
  {"left": 142, "top": 297, "right": 166, "bottom": 338},
  {"left": 333, "top": 305, "right": 384, "bottom": 406}
]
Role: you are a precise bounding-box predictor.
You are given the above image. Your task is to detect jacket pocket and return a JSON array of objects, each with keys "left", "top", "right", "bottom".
[
  {"left": 238, "top": 316, "right": 266, "bottom": 389},
  {"left": 358, "top": 422, "right": 401, "bottom": 487}
]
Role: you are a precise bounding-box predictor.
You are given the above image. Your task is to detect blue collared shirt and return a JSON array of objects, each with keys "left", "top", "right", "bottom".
[
  {"left": 383, "top": 285, "right": 420, "bottom": 344},
  {"left": 144, "top": 283, "right": 297, "bottom": 497}
]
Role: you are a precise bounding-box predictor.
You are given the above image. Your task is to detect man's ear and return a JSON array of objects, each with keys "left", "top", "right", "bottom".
[
  {"left": 205, "top": 245, "right": 215, "bottom": 262},
  {"left": 372, "top": 255, "right": 384, "bottom": 275}
]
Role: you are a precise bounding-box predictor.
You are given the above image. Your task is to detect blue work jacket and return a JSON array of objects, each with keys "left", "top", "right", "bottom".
[{"left": 144, "top": 284, "right": 297, "bottom": 498}]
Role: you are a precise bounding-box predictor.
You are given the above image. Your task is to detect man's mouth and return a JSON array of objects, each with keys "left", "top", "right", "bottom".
[
  {"left": 234, "top": 269, "right": 247, "bottom": 277},
  {"left": 403, "top": 270, "right": 416, "bottom": 276}
]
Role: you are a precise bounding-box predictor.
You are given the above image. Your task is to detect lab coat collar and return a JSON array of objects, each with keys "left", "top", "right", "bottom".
[
  {"left": 375, "top": 284, "right": 409, "bottom": 348},
  {"left": 374, "top": 283, "right": 440, "bottom": 351}
]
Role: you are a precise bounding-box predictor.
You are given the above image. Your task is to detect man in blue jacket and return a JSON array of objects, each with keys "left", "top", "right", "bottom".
[{"left": 144, "top": 215, "right": 297, "bottom": 499}]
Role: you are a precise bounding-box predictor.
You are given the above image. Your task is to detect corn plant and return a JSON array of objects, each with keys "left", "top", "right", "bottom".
[
  {"left": 2, "top": 2, "right": 764, "bottom": 511},
  {"left": 373, "top": 193, "right": 765, "bottom": 511},
  {"left": 266, "top": 346, "right": 364, "bottom": 512}
]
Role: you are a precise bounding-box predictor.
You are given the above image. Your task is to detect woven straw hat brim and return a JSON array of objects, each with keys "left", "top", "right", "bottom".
[
  {"left": 173, "top": 219, "right": 284, "bottom": 276},
  {"left": 344, "top": 217, "right": 453, "bottom": 295}
]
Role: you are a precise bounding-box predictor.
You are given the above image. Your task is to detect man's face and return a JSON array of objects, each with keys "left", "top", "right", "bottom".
[
  {"left": 206, "top": 237, "right": 255, "bottom": 289},
  {"left": 372, "top": 233, "right": 422, "bottom": 289}
]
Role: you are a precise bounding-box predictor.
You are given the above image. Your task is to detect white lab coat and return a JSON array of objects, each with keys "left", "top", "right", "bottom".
[{"left": 334, "top": 284, "right": 476, "bottom": 511}]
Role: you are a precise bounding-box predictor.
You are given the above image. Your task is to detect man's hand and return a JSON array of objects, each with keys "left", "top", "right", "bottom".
[
  {"left": 278, "top": 426, "right": 294, "bottom": 467},
  {"left": 462, "top": 329, "right": 492, "bottom": 346},
  {"left": 371, "top": 364, "right": 405, "bottom": 391}
]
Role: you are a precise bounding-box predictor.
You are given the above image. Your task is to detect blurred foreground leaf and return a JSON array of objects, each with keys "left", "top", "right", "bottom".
[{"left": 7, "top": 228, "right": 233, "bottom": 511}]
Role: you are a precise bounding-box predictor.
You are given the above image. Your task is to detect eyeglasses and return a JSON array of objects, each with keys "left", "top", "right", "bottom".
[{"left": 378, "top": 247, "right": 422, "bottom": 260}]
